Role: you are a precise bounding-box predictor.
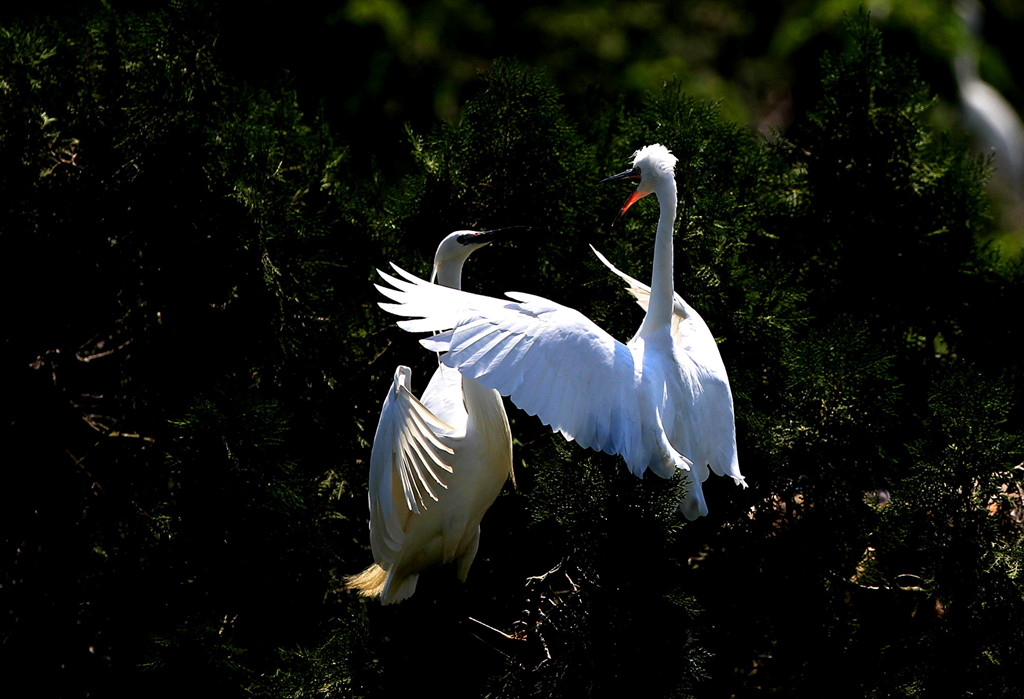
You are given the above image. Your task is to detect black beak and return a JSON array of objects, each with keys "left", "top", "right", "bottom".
[
  {"left": 599, "top": 167, "right": 643, "bottom": 227},
  {"left": 456, "top": 226, "right": 530, "bottom": 246},
  {"left": 598, "top": 166, "right": 641, "bottom": 185}
]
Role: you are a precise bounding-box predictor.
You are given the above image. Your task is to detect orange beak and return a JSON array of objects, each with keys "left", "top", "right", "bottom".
[
  {"left": 599, "top": 165, "right": 644, "bottom": 227},
  {"left": 618, "top": 190, "right": 644, "bottom": 216}
]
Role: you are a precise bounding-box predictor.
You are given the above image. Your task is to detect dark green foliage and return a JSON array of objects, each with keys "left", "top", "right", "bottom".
[
  {"left": 2, "top": 5, "right": 1022, "bottom": 698},
  {"left": 785, "top": 13, "right": 991, "bottom": 347},
  {"left": 1, "top": 4, "right": 376, "bottom": 695},
  {"left": 682, "top": 14, "right": 1024, "bottom": 698},
  {"left": 871, "top": 364, "right": 1024, "bottom": 697}
]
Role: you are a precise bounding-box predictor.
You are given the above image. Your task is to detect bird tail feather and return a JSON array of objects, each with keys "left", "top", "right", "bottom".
[{"left": 344, "top": 564, "right": 389, "bottom": 598}]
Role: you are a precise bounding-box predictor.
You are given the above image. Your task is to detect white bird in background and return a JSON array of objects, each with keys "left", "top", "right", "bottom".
[
  {"left": 347, "top": 228, "right": 521, "bottom": 605},
  {"left": 376, "top": 144, "right": 745, "bottom": 519},
  {"left": 954, "top": 0, "right": 1024, "bottom": 227}
]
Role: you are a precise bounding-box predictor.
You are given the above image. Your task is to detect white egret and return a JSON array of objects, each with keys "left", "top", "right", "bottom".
[
  {"left": 347, "top": 228, "right": 520, "bottom": 604},
  {"left": 954, "top": 0, "right": 1024, "bottom": 227},
  {"left": 376, "top": 144, "right": 745, "bottom": 519}
]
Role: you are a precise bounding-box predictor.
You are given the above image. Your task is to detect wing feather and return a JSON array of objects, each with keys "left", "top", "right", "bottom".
[
  {"left": 500, "top": 339, "right": 547, "bottom": 414},
  {"left": 368, "top": 366, "right": 456, "bottom": 564},
  {"left": 377, "top": 265, "right": 674, "bottom": 477}
]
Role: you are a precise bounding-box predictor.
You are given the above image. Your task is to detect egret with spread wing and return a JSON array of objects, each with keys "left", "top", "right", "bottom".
[
  {"left": 347, "top": 229, "right": 519, "bottom": 604},
  {"left": 376, "top": 145, "right": 744, "bottom": 519}
]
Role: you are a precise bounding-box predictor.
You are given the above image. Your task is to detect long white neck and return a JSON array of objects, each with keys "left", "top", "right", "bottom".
[
  {"left": 430, "top": 252, "right": 507, "bottom": 439},
  {"left": 432, "top": 258, "right": 467, "bottom": 290},
  {"left": 638, "top": 177, "right": 678, "bottom": 338}
]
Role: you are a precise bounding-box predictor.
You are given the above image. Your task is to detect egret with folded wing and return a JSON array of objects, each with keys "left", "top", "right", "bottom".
[{"left": 348, "top": 228, "right": 520, "bottom": 604}]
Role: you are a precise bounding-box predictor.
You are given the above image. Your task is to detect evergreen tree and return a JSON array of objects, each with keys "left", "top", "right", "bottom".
[{"left": 2, "top": 5, "right": 1021, "bottom": 698}]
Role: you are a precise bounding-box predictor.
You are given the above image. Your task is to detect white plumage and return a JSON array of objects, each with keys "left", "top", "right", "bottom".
[
  {"left": 347, "top": 229, "right": 516, "bottom": 604},
  {"left": 377, "top": 145, "right": 745, "bottom": 519},
  {"left": 954, "top": 0, "right": 1024, "bottom": 217}
]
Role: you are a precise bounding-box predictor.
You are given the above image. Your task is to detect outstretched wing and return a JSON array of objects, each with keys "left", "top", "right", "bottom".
[
  {"left": 376, "top": 264, "right": 689, "bottom": 479},
  {"left": 368, "top": 365, "right": 455, "bottom": 562},
  {"left": 592, "top": 246, "right": 745, "bottom": 489}
]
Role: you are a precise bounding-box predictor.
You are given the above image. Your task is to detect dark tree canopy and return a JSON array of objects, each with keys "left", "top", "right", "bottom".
[{"left": 1, "top": 4, "right": 1022, "bottom": 698}]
